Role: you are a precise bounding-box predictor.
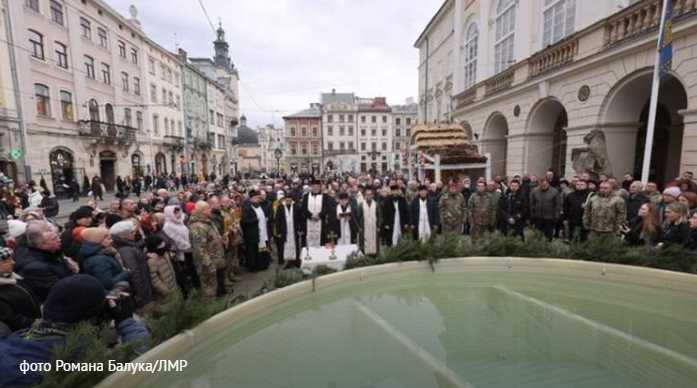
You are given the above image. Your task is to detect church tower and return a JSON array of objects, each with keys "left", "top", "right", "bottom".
[{"left": 213, "top": 22, "right": 234, "bottom": 72}]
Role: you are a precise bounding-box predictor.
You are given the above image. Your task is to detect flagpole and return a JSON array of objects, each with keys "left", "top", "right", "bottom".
[{"left": 641, "top": 0, "right": 671, "bottom": 185}]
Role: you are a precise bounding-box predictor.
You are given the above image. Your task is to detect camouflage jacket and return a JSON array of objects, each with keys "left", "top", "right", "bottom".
[
  {"left": 468, "top": 192, "right": 496, "bottom": 227},
  {"left": 582, "top": 194, "right": 627, "bottom": 233},
  {"left": 438, "top": 191, "right": 467, "bottom": 226},
  {"left": 188, "top": 213, "right": 226, "bottom": 269}
]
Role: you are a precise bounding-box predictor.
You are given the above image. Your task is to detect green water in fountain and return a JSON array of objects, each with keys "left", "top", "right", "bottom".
[{"left": 148, "top": 271, "right": 697, "bottom": 388}]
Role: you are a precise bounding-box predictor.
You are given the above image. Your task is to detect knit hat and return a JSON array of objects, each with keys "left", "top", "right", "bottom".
[
  {"left": 109, "top": 220, "right": 136, "bottom": 236},
  {"left": 81, "top": 227, "right": 109, "bottom": 244},
  {"left": 43, "top": 275, "right": 106, "bottom": 323},
  {"left": 70, "top": 206, "right": 94, "bottom": 222},
  {"left": 7, "top": 220, "right": 27, "bottom": 238},
  {"left": 663, "top": 186, "right": 682, "bottom": 198},
  {"left": 0, "top": 247, "right": 14, "bottom": 261}
]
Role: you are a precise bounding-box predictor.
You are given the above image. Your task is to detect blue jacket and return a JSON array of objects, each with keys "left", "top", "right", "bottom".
[
  {"left": 0, "top": 318, "right": 150, "bottom": 387},
  {"left": 80, "top": 242, "right": 130, "bottom": 290}
]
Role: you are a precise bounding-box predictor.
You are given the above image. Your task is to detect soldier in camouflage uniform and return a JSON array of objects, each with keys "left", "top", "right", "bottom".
[
  {"left": 583, "top": 181, "right": 627, "bottom": 240},
  {"left": 220, "top": 195, "right": 242, "bottom": 291},
  {"left": 468, "top": 181, "right": 496, "bottom": 240},
  {"left": 438, "top": 180, "right": 467, "bottom": 235},
  {"left": 188, "top": 201, "right": 226, "bottom": 298}
]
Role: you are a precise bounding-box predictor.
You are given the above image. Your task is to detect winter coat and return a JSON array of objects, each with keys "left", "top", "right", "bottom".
[
  {"left": 626, "top": 193, "right": 649, "bottom": 222},
  {"left": 146, "top": 253, "right": 177, "bottom": 299},
  {"left": 623, "top": 216, "right": 662, "bottom": 247},
  {"left": 39, "top": 195, "right": 59, "bottom": 218},
  {"left": 112, "top": 236, "right": 152, "bottom": 308},
  {"left": 564, "top": 190, "right": 591, "bottom": 226},
  {"left": 661, "top": 222, "right": 691, "bottom": 247},
  {"left": 529, "top": 187, "right": 561, "bottom": 221},
  {"left": 80, "top": 242, "right": 129, "bottom": 290},
  {"left": 0, "top": 274, "right": 40, "bottom": 332},
  {"left": 15, "top": 248, "right": 73, "bottom": 303}
]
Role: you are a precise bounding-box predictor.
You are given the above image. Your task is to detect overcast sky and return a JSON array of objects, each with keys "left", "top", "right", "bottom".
[{"left": 107, "top": 0, "right": 441, "bottom": 128}]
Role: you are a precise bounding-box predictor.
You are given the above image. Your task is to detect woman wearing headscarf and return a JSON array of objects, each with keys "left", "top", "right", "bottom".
[{"left": 162, "top": 205, "right": 195, "bottom": 294}]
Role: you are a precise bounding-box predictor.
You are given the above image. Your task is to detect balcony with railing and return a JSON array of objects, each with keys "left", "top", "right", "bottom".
[
  {"left": 163, "top": 135, "right": 185, "bottom": 151},
  {"left": 78, "top": 120, "right": 136, "bottom": 145},
  {"left": 605, "top": 0, "right": 697, "bottom": 47},
  {"left": 484, "top": 68, "right": 515, "bottom": 97},
  {"left": 453, "top": 87, "right": 477, "bottom": 110},
  {"left": 529, "top": 38, "right": 579, "bottom": 78}
]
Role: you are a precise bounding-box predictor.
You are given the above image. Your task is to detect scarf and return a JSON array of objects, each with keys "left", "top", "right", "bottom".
[
  {"left": 392, "top": 200, "right": 401, "bottom": 246},
  {"left": 362, "top": 200, "right": 378, "bottom": 255},
  {"left": 283, "top": 205, "right": 296, "bottom": 260},
  {"left": 253, "top": 205, "right": 269, "bottom": 249},
  {"left": 418, "top": 198, "right": 431, "bottom": 241},
  {"left": 162, "top": 205, "right": 191, "bottom": 252}
]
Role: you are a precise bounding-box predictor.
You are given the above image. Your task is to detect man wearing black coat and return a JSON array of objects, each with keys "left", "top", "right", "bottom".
[
  {"left": 565, "top": 180, "right": 591, "bottom": 242},
  {"left": 500, "top": 180, "right": 528, "bottom": 240},
  {"left": 110, "top": 221, "right": 152, "bottom": 309},
  {"left": 15, "top": 223, "right": 77, "bottom": 303},
  {"left": 381, "top": 185, "right": 410, "bottom": 246},
  {"left": 410, "top": 185, "right": 440, "bottom": 241},
  {"left": 241, "top": 191, "right": 271, "bottom": 272}
]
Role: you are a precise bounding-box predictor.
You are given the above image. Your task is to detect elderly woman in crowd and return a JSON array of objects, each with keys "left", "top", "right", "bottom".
[{"left": 0, "top": 247, "right": 40, "bottom": 335}]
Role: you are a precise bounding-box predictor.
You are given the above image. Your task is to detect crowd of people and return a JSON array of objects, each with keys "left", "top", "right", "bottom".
[{"left": 1, "top": 168, "right": 697, "bottom": 385}]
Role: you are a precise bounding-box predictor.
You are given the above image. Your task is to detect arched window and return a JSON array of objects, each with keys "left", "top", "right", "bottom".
[
  {"left": 88, "top": 99, "right": 99, "bottom": 121},
  {"left": 104, "top": 103, "right": 114, "bottom": 124},
  {"left": 543, "top": 0, "right": 575, "bottom": 47},
  {"left": 464, "top": 22, "right": 478, "bottom": 89},
  {"left": 494, "top": 0, "right": 516, "bottom": 73},
  {"left": 34, "top": 84, "right": 50, "bottom": 117}
]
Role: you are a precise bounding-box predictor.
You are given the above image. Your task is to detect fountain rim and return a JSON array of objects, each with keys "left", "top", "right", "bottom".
[{"left": 97, "top": 257, "right": 697, "bottom": 387}]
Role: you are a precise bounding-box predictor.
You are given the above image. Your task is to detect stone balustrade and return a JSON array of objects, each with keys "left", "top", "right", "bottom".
[
  {"left": 605, "top": 0, "right": 697, "bottom": 47},
  {"left": 529, "top": 38, "right": 579, "bottom": 78},
  {"left": 485, "top": 68, "right": 514, "bottom": 96}
]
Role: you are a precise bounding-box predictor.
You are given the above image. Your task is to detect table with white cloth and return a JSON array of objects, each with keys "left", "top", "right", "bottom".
[{"left": 299, "top": 244, "right": 360, "bottom": 274}]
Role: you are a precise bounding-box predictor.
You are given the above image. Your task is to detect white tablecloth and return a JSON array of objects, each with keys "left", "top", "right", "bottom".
[{"left": 300, "top": 244, "right": 360, "bottom": 274}]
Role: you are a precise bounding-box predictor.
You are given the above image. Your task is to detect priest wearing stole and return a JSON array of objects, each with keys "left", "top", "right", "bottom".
[
  {"left": 241, "top": 190, "right": 271, "bottom": 272},
  {"left": 333, "top": 192, "right": 358, "bottom": 245},
  {"left": 356, "top": 188, "right": 381, "bottom": 256},
  {"left": 381, "top": 185, "right": 410, "bottom": 247},
  {"left": 410, "top": 184, "right": 440, "bottom": 241},
  {"left": 275, "top": 194, "right": 301, "bottom": 268},
  {"left": 300, "top": 179, "right": 335, "bottom": 248}
]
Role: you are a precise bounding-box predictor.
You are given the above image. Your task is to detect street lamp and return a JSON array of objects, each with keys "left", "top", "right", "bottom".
[{"left": 274, "top": 147, "right": 282, "bottom": 176}]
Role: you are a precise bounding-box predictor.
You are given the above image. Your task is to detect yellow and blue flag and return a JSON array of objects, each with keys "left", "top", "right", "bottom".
[{"left": 659, "top": 0, "right": 673, "bottom": 78}]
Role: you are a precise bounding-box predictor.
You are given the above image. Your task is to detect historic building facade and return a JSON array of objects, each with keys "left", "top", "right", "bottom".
[
  {"left": 391, "top": 102, "right": 418, "bottom": 172},
  {"left": 0, "top": 0, "right": 24, "bottom": 183},
  {"left": 143, "top": 38, "right": 185, "bottom": 178},
  {"left": 6, "top": 0, "right": 150, "bottom": 195},
  {"left": 321, "top": 90, "right": 358, "bottom": 173},
  {"left": 417, "top": 0, "right": 697, "bottom": 183},
  {"left": 283, "top": 103, "right": 322, "bottom": 175},
  {"left": 257, "top": 124, "right": 285, "bottom": 173},
  {"left": 357, "top": 97, "right": 393, "bottom": 174},
  {"left": 190, "top": 24, "right": 240, "bottom": 176}
]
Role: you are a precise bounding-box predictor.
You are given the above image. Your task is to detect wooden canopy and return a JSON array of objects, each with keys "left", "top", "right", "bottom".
[{"left": 410, "top": 123, "right": 486, "bottom": 164}]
